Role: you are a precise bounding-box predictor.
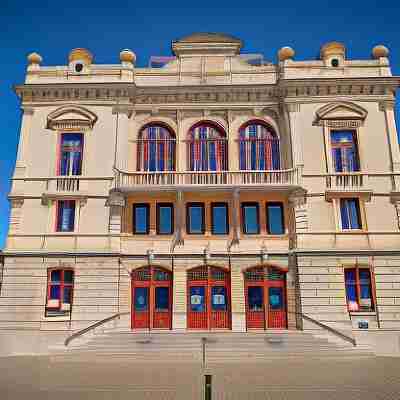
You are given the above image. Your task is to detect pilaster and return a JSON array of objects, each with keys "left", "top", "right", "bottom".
[
  {"left": 8, "top": 199, "right": 24, "bottom": 234},
  {"left": 112, "top": 105, "right": 134, "bottom": 171},
  {"left": 230, "top": 263, "right": 246, "bottom": 331},
  {"left": 172, "top": 263, "right": 187, "bottom": 331},
  {"left": 286, "top": 103, "right": 304, "bottom": 176}
]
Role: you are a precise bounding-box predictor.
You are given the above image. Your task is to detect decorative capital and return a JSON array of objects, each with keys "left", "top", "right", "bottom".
[
  {"left": 10, "top": 198, "right": 24, "bottom": 208},
  {"left": 289, "top": 189, "right": 307, "bottom": 207},
  {"left": 112, "top": 105, "right": 134, "bottom": 117},
  {"left": 286, "top": 103, "right": 300, "bottom": 113},
  {"left": 379, "top": 100, "right": 395, "bottom": 111},
  {"left": 106, "top": 190, "right": 126, "bottom": 207}
]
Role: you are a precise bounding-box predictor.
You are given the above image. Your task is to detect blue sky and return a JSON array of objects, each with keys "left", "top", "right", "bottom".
[{"left": 0, "top": 1, "right": 399, "bottom": 248}]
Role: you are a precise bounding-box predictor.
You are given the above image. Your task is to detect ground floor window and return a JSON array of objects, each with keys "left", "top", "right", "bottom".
[
  {"left": 46, "top": 269, "right": 74, "bottom": 316},
  {"left": 345, "top": 267, "right": 375, "bottom": 312}
]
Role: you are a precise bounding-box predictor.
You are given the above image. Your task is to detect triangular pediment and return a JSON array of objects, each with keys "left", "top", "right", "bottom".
[
  {"left": 47, "top": 105, "right": 97, "bottom": 130},
  {"left": 316, "top": 102, "right": 368, "bottom": 121}
]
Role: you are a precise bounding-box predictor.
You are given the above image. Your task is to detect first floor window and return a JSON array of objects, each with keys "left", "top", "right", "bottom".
[
  {"left": 345, "top": 268, "right": 374, "bottom": 312},
  {"left": 133, "top": 203, "right": 150, "bottom": 234},
  {"left": 56, "top": 200, "right": 75, "bottom": 232},
  {"left": 331, "top": 130, "right": 359, "bottom": 172},
  {"left": 266, "top": 202, "right": 285, "bottom": 234},
  {"left": 59, "top": 132, "right": 84, "bottom": 175},
  {"left": 211, "top": 203, "right": 229, "bottom": 235},
  {"left": 46, "top": 269, "right": 74, "bottom": 316},
  {"left": 340, "top": 198, "right": 362, "bottom": 230},
  {"left": 187, "top": 203, "right": 205, "bottom": 234},
  {"left": 241, "top": 202, "right": 260, "bottom": 234},
  {"left": 156, "top": 203, "right": 174, "bottom": 235}
]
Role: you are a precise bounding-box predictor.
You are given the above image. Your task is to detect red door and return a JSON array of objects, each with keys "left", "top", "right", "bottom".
[
  {"left": 131, "top": 266, "right": 172, "bottom": 330},
  {"left": 244, "top": 266, "right": 287, "bottom": 330},
  {"left": 187, "top": 266, "right": 231, "bottom": 330}
]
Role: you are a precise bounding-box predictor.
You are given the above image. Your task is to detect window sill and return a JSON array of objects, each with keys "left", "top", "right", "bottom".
[{"left": 349, "top": 311, "right": 376, "bottom": 316}]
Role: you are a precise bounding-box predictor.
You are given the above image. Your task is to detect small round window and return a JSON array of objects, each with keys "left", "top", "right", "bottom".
[
  {"left": 75, "top": 63, "right": 83, "bottom": 73},
  {"left": 331, "top": 58, "right": 339, "bottom": 67}
]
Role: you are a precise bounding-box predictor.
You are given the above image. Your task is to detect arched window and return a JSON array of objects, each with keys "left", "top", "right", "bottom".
[
  {"left": 239, "top": 122, "right": 280, "bottom": 170},
  {"left": 188, "top": 122, "right": 227, "bottom": 171},
  {"left": 137, "top": 124, "right": 176, "bottom": 171}
]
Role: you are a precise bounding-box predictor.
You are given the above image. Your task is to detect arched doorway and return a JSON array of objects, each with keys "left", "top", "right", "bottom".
[
  {"left": 131, "top": 266, "right": 172, "bottom": 330},
  {"left": 187, "top": 265, "right": 231, "bottom": 330},
  {"left": 244, "top": 265, "right": 287, "bottom": 329}
]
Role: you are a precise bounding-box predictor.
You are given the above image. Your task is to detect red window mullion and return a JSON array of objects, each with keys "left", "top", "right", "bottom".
[{"left": 355, "top": 267, "right": 361, "bottom": 308}]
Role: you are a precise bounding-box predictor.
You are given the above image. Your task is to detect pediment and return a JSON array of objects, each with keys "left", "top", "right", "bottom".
[
  {"left": 46, "top": 105, "right": 98, "bottom": 130},
  {"left": 315, "top": 102, "right": 367, "bottom": 122}
]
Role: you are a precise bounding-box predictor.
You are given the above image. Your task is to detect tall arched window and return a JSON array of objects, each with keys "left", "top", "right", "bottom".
[
  {"left": 188, "top": 122, "right": 227, "bottom": 171},
  {"left": 239, "top": 121, "right": 280, "bottom": 170},
  {"left": 137, "top": 124, "right": 176, "bottom": 171}
]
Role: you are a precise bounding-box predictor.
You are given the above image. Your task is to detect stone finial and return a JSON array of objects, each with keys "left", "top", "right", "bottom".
[
  {"left": 120, "top": 49, "right": 136, "bottom": 64},
  {"left": 320, "top": 41, "right": 346, "bottom": 59},
  {"left": 278, "top": 46, "right": 295, "bottom": 61},
  {"left": 68, "top": 48, "right": 93, "bottom": 65},
  {"left": 27, "top": 52, "right": 42, "bottom": 65},
  {"left": 372, "top": 45, "right": 389, "bottom": 59}
]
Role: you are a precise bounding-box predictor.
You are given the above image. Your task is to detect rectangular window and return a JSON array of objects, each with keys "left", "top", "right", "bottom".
[
  {"left": 211, "top": 203, "right": 229, "bottom": 235},
  {"left": 133, "top": 203, "right": 150, "bottom": 234},
  {"left": 186, "top": 203, "right": 205, "bottom": 234},
  {"left": 46, "top": 269, "right": 74, "bottom": 316},
  {"left": 345, "top": 268, "right": 374, "bottom": 312},
  {"left": 266, "top": 202, "right": 285, "bottom": 234},
  {"left": 340, "top": 198, "right": 362, "bottom": 230},
  {"left": 155, "top": 287, "right": 169, "bottom": 311},
  {"left": 59, "top": 133, "right": 84, "bottom": 176},
  {"left": 156, "top": 203, "right": 174, "bottom": 235},
  {"left": 241, "top": 202, "right": 260, "bottom": 234},
  {"left": 330, "top": 130, "right": 359, "bottom": 172},
  {"left": 56, "top": 200, "right": 75, "bottom": 232},
  {"left": 134, "top": 287, "right": 149, "bottom": 311}
]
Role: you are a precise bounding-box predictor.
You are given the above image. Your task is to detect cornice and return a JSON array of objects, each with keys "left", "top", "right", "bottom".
[{"left": 14, "top": 76, "right": 400, "bottom": 105}]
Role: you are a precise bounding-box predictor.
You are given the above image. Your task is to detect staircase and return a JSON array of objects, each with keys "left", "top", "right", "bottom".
[{"left": 49, "top": 329, "right": 375, "bottom": 363}]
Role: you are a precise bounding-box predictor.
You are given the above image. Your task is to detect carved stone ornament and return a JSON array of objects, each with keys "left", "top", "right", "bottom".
[
  {"left": 313, "top": 101, "right": 367, "bottom": 127},
  {"left": 289, "top": 189, "right": 307, "bottom": 207},
  {"left": 106, "top": 190, "right": 126, "bottom": 207},
  {"left": 379, "top": 100, "right": 395, "bottom": 111}
]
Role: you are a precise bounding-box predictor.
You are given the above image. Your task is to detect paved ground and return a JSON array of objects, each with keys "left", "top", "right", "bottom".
[{"left": 1, "top": 355, "right": 400, "bottom": 399}]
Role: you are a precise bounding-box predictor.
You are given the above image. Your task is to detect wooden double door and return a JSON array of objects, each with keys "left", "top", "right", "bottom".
[
  {"left": 187, "top": 265, "right": 231, "bottom": 330},
  {"left": 244, "top": 266, "right": 287, "bottom": 329},
  {"left": 131, "top": 266, "right": 172, "bottom": 330}
]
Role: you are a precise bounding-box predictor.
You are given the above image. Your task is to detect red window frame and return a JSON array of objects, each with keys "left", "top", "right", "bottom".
[
  {"left": 46, "top": 268, "right": 74, "bottom": 316},
  {"left": 344, "top": 267, "right": 376, "bottom": 312}
]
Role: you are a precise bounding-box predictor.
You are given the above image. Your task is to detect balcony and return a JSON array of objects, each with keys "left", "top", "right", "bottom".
[
  {"left": 325, "top": 172, "right": 372, "bottom": 201},
  {"left": 113, "top": 168, "right": 302, "bottom": 192}
]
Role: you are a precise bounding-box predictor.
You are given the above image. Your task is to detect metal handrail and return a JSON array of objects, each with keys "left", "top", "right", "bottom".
[
  {"left": 64, "top": 312, "right": 130, "bottom": 346},
  {"left": 289, "top": 311, "right": 356, "bottom": 346}
]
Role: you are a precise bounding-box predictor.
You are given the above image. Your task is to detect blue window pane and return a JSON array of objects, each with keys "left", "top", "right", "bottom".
[
  {"left": 50, "top": 285, "right": 60, "bottom": 300},
  {"left": 57, "top": 201, "right": 75, "bottom": 232},
  {"left": 267, "top": 204, "right": 284, "bottom": 234},
  {"left": 158, "top": 205, "right": 173, "bottom": 234},
  {"left": 243, "top": 205, "right": 259, "bottom": 234},
  {"left": 134, "top": 205, "right": 148, "bottom": 234},
  {"left": 50, "top": 270, "right": 61, "bottom": 283},
  {"left": 269, "top": 287, "right": 283, "bottom": 310},
  {"left": 63, "top": 286, "right": 72, "bottom": 304},
  {"left": 345, "top": 269, "right": 357, "bottom": 303},
  {"left": 348, "top": 200, "right": 361, "bottom": 229},
  {"left": 188, "top": 205, "right": 203, "bottom": 233},
  {"left": 211, "top": 286, "right": 227, "bottom": 311},
  {"left": 190, "top": 286, "right": 205, "bottom": 312},
  {"left": 212, "top": 204, "right": 228, "bottom": 234},
  {"left": 331, "top": 131, "right": 359, "bottom": 172},
  {"left": 248, "top": 286, "right": 263, "bottom": 311},
  {"left": 359, "top": 269, "right": 372, "bottom": 300},
  {"left": 155, "top": 287, "right": 169, "bottom": 311},
  {"left": 134, "top": 287, "right": 149, "bottom": 311}
]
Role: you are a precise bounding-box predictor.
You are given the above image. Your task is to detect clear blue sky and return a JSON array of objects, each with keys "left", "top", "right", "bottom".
[{"left": 0, "top": 1, "right": 399, "bottom": 248}]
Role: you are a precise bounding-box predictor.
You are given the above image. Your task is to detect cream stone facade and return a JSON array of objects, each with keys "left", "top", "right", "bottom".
[{"left": 1, "top": 34, "right": 400, "bottom": 354}]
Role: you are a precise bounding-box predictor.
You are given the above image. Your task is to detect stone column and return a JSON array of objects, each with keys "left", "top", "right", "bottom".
[
  {"left": 230, "top": 263, "right": 246, "bottom": 331},
  {"left": 289, "top": 189, "right": 308, "bottom": 251},
  {"left": 172, "top": 262, "right": 187, "bottom": 331},
  {"left": 286, "top": 103, "right": 303, "bottom": 179},
  {"left": 106, "top": 190, "right": 125, "bottom": 251},
  {"left": 227, "top": 110, "right": 239, "bottom": 171},
  {"left": 112, "top": 105, "right": 134, "bottom": 171},
  {"left": 380, "top": 101, "right": 400, "bottom": 188}
]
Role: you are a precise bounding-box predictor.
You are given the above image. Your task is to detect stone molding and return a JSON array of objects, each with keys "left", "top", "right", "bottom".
[
  {"left": 46, "top": 105, "right": 98, "bottom": 131},
  {"left": 379, "top": 100, "right": 396, "bottom": 111}
]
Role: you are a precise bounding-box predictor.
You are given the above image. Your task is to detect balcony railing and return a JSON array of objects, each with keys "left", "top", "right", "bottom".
[
  {"left": 325, "top": 173, "right": 368, "bottom": 191},
  {"left": 113, "top": 168, "right": 301, "bottom": 190}
]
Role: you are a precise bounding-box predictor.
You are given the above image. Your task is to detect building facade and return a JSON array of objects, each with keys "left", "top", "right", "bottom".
[{"left": 1, "top": 33, "right": 400, "bottom": 352}]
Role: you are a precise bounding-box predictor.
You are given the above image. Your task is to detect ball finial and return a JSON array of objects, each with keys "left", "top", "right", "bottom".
[
  {"left": 372, "top": 45, "right": 389, "bottom": 59},
  {"left": 278, "top": 46, "right": 295, "bottom": 61},
  {"left": 68, "top": 48, "right": 93, "bottom": 65},
  {"left": 27, "top": 52, "right": 42, "bottom": 65},
  {"left": 120, "top": 49, "right": 136, "bottom": 64}
]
